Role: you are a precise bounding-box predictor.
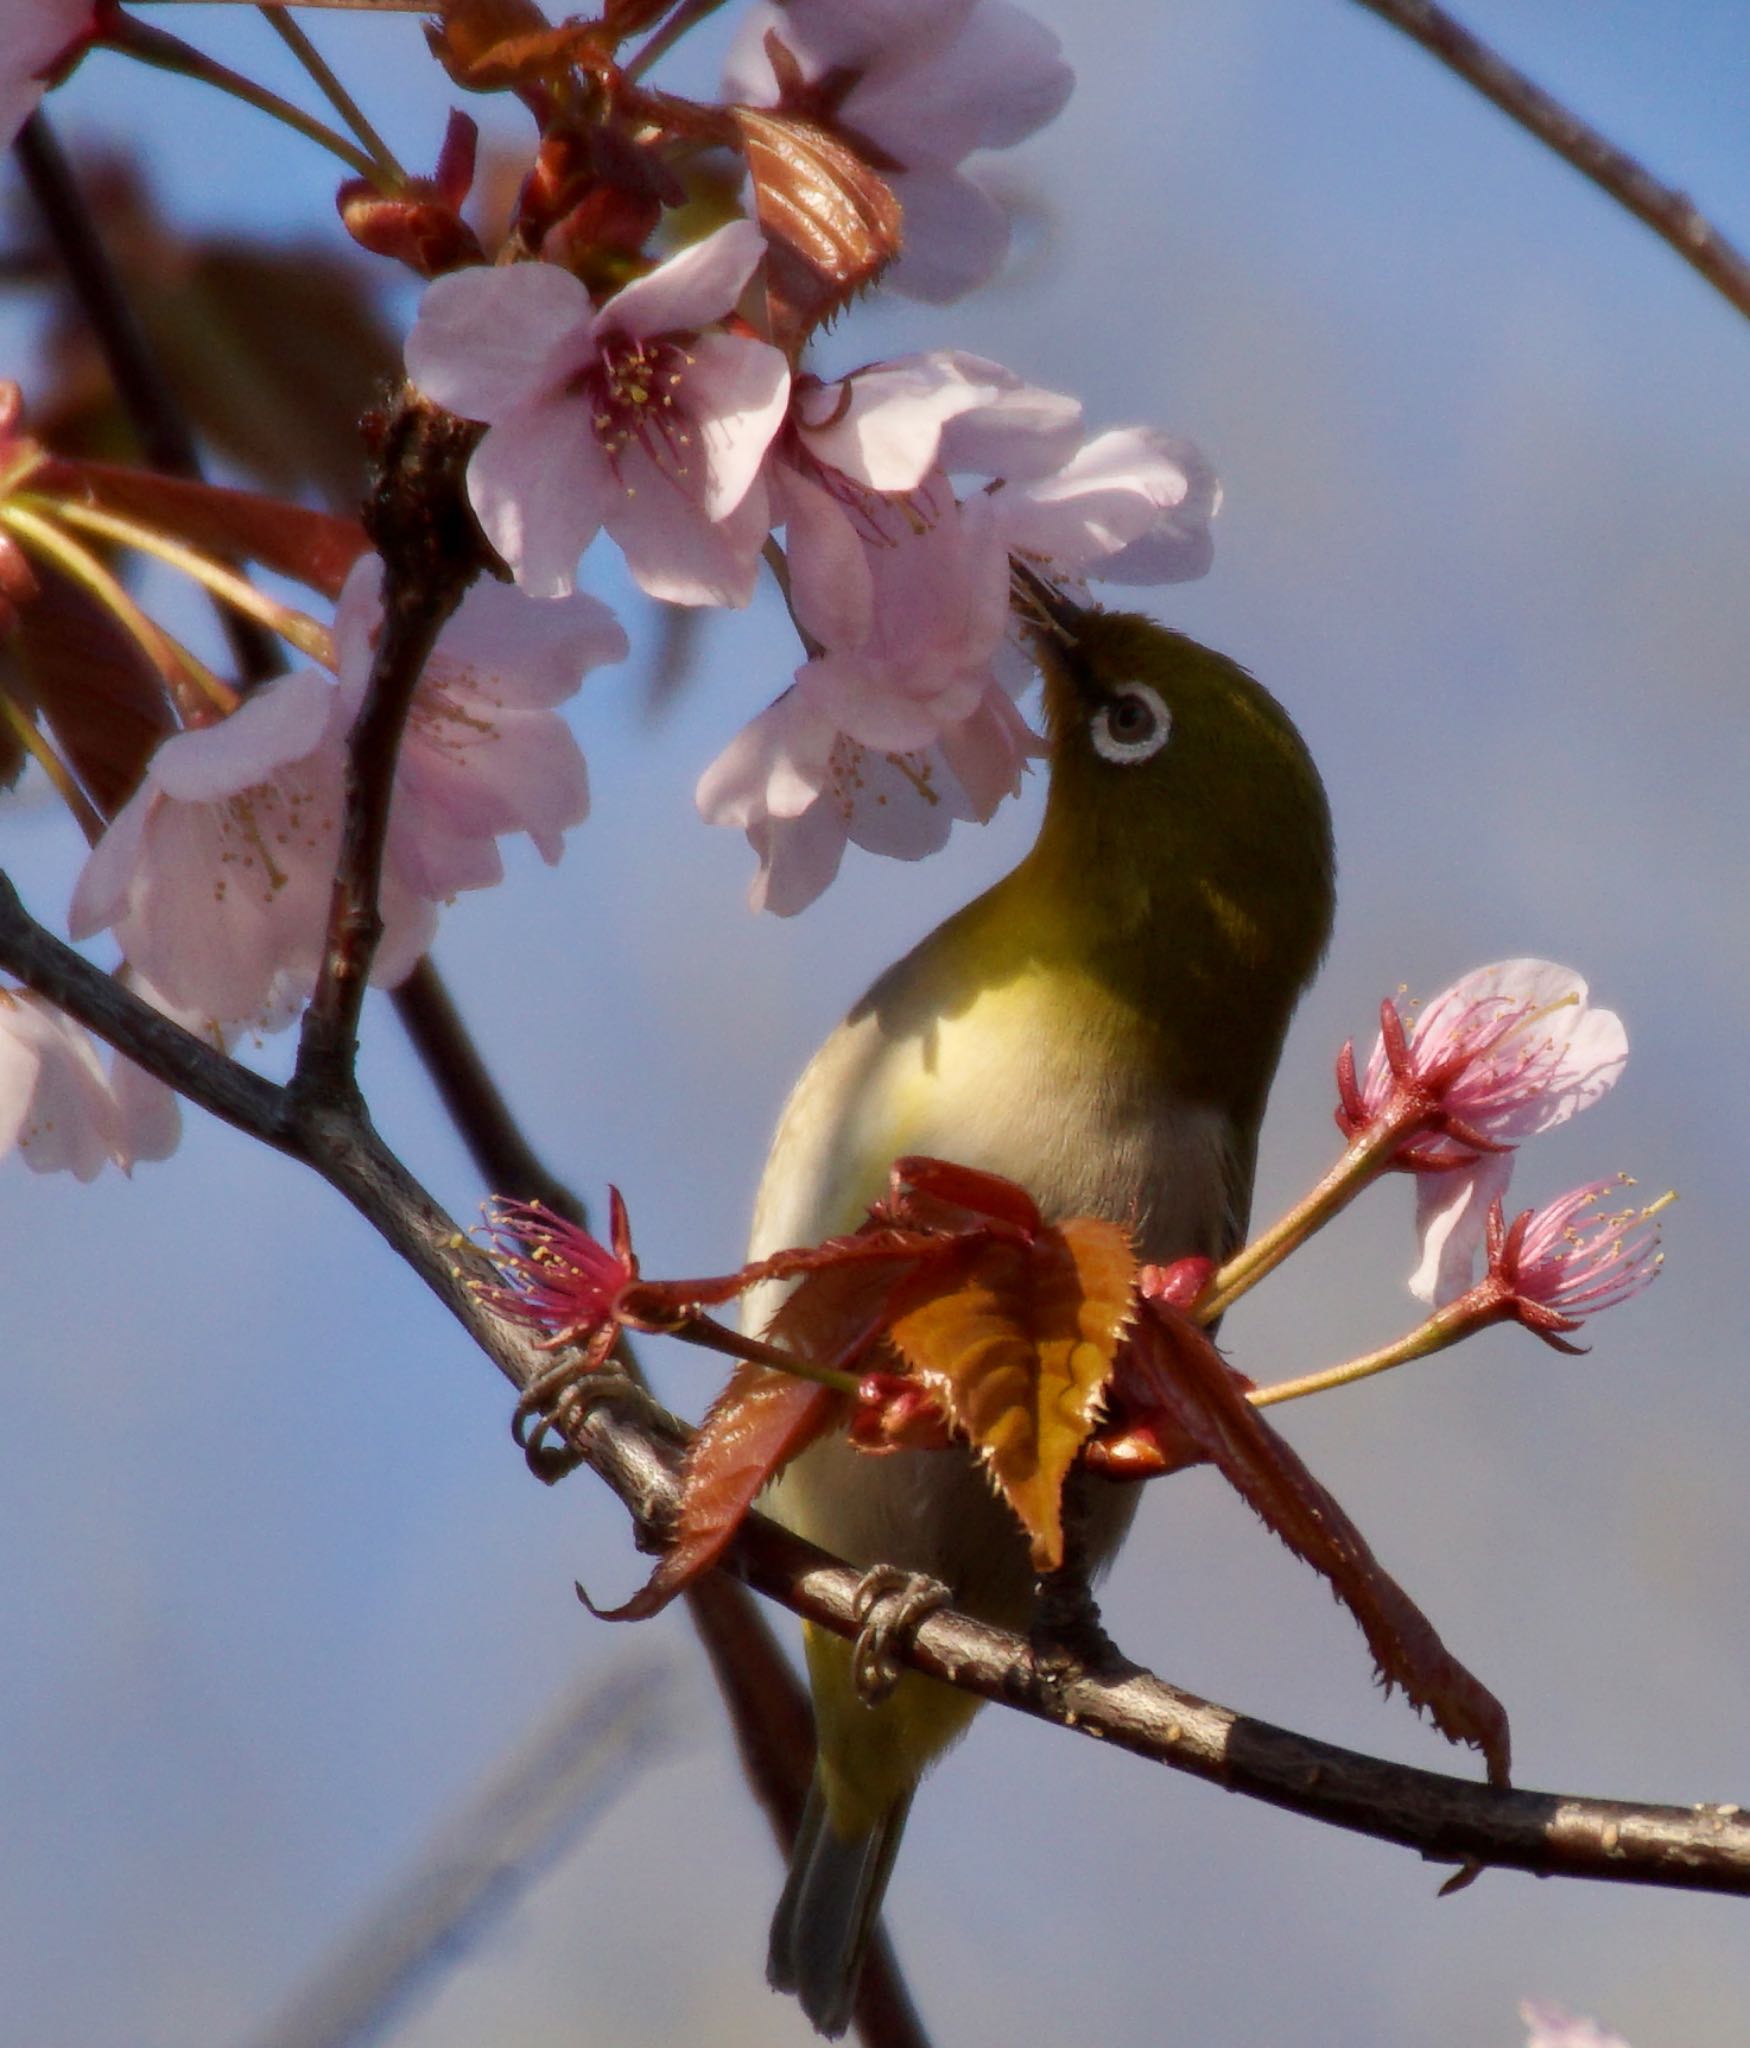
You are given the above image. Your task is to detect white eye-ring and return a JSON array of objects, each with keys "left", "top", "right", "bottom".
[{"left": 1090, "top": 682, "right": 1172, "bottom": 764}]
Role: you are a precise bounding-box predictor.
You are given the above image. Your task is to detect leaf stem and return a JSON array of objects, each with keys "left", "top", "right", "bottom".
[
  {"left": 105, "top": 14, "right": 384, "bottom": 183},
  {"left": 0, "top": 503, "right": 239, "bottom": 719},
  {"left": 21, "top": 493, "right": 334, "bottom": 665},
  {"left": 1194, "top": 1117, "right": 1411, "bottom": 1322},
  {"left": 0, "top": 691, "right": 104, "bottom": 843},
  {"left": 258, "top": 5, "right": 407, "bottom": 189},
  {"left": 661, "top": 1311, "right": 862, "bottom": 1396},
  {"left": 1248, "top": 1303, "right": 1480, "bottom": 1408}
]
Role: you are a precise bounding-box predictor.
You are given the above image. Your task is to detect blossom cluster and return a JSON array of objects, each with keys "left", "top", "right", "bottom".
[
  {"left": 405, "top": 221, "right": 1215, "bottom": 913},
  {"left": 1337, "top": 959, "right": 1659, "bottom": 1319},
  {"left": 3, "top": 0, "right": 1223, "bottom": 1173}
]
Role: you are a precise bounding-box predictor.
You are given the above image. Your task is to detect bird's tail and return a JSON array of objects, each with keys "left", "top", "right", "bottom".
[{"left": 768, "top": 1775, "right": 912, "bottom": 2038}]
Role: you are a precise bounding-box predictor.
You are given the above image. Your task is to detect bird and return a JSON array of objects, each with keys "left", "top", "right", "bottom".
[{"left": 746, "top": 578, "right": 1336, "bottom": 2036}]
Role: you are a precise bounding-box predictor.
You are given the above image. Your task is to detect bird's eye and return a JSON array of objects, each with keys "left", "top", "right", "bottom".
[{"left": 1089, "top": 682, "right": 1172, "bottom": 765}]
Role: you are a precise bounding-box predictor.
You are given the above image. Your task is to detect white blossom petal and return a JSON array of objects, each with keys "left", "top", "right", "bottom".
[
  {"left": 686, "top": 330, "right": 792, "bottom": 518},
  {"left": 601, "top": 218, "right": 768, "bottom": 342},
  {"left": 467, "top": 397, "right": 613, "bottom": 598},
  {"left": 884, "top": 166, "right": 1012, "bottom": 302},
  {"left": 406, "top": 262, "right": 595, "bottom": 421}
]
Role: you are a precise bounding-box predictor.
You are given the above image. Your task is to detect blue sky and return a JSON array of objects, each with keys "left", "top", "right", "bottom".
[{"left": 4, "top": 4, "right": 1749, "bottom": 2044}]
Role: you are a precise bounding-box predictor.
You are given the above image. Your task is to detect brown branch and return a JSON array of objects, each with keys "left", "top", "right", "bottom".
[
  {"left": 7, "top": 868, "right": 1750, "bottom": 1909},
  {"left": 1351, "top": 0, "right": 1750, "bottom": 324},
  {"left": 291, "top": 392, "right": 481, "bottom": 1102},
  {"left": 14, "top": 113, "right": 286, "bottom": 686},
  {"left": 12, "top": 132, "right": 923, "bottom": 2024}
]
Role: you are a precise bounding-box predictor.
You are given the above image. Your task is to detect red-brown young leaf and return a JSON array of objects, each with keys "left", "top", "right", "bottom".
[
  {"left": 41, "top": 460, "right": 369, "bottom": 598},
  {"left": 1, "top": 556, "right": 175, "bottom": 814},
  {"left": 590, "top": 1365, "right": 843, "bottom": 1620},
  {"left": 1120, "top": 1303, "right": 1513, "bottom": 1784},
  {"left": 729, "top": 106, "right": 903, "bottom": 354},
  {"left": 433, "top": 19, "right": 605, "bottom": 93},
  {"left": 885, "top": 1219, "right": 1136, "bottom": 1570},
  {"left": 883, "top": 1154, "right": 1044, "bottom": 1237},
  {"left": 425, "top": 0, "right": 567, "bottom": 89}
]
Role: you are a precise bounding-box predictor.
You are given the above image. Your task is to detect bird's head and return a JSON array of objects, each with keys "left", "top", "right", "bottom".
[{"left": 1013, "top": 574, "right": 1336, "bottom": 1083}]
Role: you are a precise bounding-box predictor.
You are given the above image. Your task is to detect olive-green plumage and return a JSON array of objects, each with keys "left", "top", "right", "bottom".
[{"left": 752, "top": 603, "right": 1335, "bottom": 2035}]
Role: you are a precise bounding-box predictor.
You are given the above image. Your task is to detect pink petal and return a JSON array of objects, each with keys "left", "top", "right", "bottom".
[
  {"left": 148, "top": 670, "right": 337, "bottom": 802},
  {"left": 406, "top": 261, "right": 594, "bottom": 421},
  {"left": 0, "top": 995, "right": 119, "bottom": 1181},
  {"left": 937, "top": 685, "right": 1038, "bottom": 818},
  {"left": 746, "top": 799, "right": 849, "bottom": 917},
  {"left": 427, "top": 579, "right": 629, "bottom": 709},
  {"left": 686, "top": 330, "right": 791, "bottom": 518},
  {"left": 992, "top": 426, "right": 1219, "bottom": 586},
  {"left": 696, "top": 690, "right": 837, "bottom": 829},
  {"left": 935, "top": 356, "right": 1084, "bottom": 477},
  {"left": 847, "top": 0, "right": 1071, "bottom": 165},
  {"left": 798, "top": 353, "right": 998, "bottom": 490},
  {"left": 2, "top": 0, "right": 98, "bottom": 150},
  {"left": 601, "top": 219, "right": 768, "bottom": 342},
  {"left": 777, "top": 465, "right": 875, "bottom": 651},
  {"left": 1408, "top": 1152, "right": 1514, "bottom": 1307},
  {"left": 467, "top": 396, "right": 613, "bottom": 598},
  {"left": 607, "top": 454, "right": 767, "bottom": 606},
  {"left": 68, "top": 787, "right": 151, "bottom": 940},
  {"left": 883, "top": 166, "right": 1010, "bottom": 302}
]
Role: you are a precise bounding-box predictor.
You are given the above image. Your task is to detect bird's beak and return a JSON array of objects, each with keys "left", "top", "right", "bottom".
[{"left": 1008, "top": 557, "right": 1088, "bottom": 648}]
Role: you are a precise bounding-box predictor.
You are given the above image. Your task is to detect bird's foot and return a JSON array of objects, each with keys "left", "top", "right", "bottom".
[
  {"left": 512, "top": 1352, "right": 619, "bottom": 1482},
  {"left": 1029, "top": 1564, "right": 1124, "bottom": 1680},
  {"left": 850, "top": 1564, "right": 953, "bottom": 1704}
]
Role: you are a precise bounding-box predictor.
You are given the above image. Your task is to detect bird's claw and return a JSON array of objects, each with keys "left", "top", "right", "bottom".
[
  {"left": 512, "top": 1353, "right": 614, "bottom": 1481},
  {"left": 850, "top": 1564, "right": 953, "bottom": 1704}
]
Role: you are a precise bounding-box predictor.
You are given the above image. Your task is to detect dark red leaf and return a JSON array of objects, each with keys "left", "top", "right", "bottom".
[
  {"left": 591, "top": 1365, "right": 841, "bottom": 1619},
  {"left": 2, "top": 556, "right": 175, "bottom": 814},
  {"left": 43, "top": 461, "right": 368, "bottom": 598},
  {"left": 1120, "top": 1302, "right": 1512, "bottom": 1784}
]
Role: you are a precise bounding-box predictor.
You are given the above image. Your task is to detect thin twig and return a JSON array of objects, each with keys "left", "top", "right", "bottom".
[
  {"left": 258, "top": 6, "right": 406, "bottom": 188},
  {"left": 1351, "top": 0, "right": 1750, "bottom": 324}
]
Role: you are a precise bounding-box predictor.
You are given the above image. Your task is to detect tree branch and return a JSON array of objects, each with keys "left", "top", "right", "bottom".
[
  {"left": 4, "top": 866, "right": 1746, "bottom": 1903},
  {"left": 291, "top": 392, "right": 481, "bottom": 1103},
  {"left": 13, "top": 113, "right": 287, "bottom": 685},
  {"left": 1351, "top": 0, "right": 1750, "bottom": 324}
]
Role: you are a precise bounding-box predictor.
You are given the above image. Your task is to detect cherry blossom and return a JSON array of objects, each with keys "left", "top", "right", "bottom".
[
  {"left": 332, "top": 557, "right": 628, "bottom": 900},
  {"left": 726, "top": 0, "right": 1073, "bottom": 302},
  {"left": 68, "top": 669, "right": 435, "bottom": 1027},
  {"left": 0, "top": 986, "right": 168, "bottom": 1180},
  {"left": 1482, "top": 1181, "right": 1665, "bottom": 1349},
  {"left": 405, "top": 221, "right": 789, "bottom": 604},
  {"left": 987, "top": 425, "right": 1221, "bottom": 588},
  {"left": 1520, "top": 2000, "right": 1633, "bottom": 2048},
  {"left": 1337, "top": 960, "right": 1628, "bottom": 1305},
  {"left": 479, "top": 1189, "right": 637, "bottom": 1368},
  {"left": 697, "top": 673, "right": 1038, "bottom": 915},
  {"left": 2, "top": 0, "right": 101, "bottom": 149}
]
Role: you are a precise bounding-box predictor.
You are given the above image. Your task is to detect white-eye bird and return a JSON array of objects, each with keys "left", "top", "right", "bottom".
[{"left": 748, "top": 584, "right": 1336, "bottom": 2036}]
